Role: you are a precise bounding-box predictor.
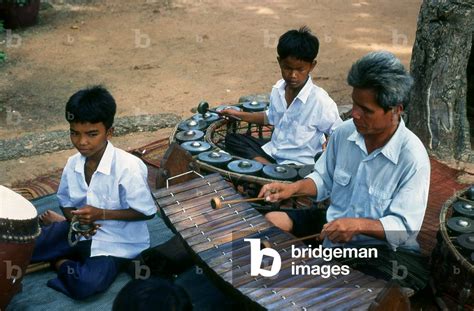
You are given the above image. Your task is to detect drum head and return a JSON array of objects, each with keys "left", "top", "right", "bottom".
[
  {"left": 453, "top": 201, "right": 474, "bottom": 217},
  {"left": 447, "top": 217, "right": 474, "bottom": 234},
  {"left": 227, "top": 159, "right": 263, "bottom": 175},
  {"left": 0, "top": 186, "right": 37, "bottom": 220},
  {"left": 263, "top": 164, "right": 297, "bottom": 181},
  {"left": 180, "top": 141, "right": 212, "bottom": 155},
  {"left": 197, "top": 151, "right": 232, "bottom": 167},
  {"left": 242, "top": 101, "right": 268, "bottom": 112},
  {"left": 175, "top": 130, "right": 205, "bottom": 143},
  {"left": 457, "top": 233, "right": 474, "bottom": 251},
  {"left": 178, "top": 119, "right": 207, "bottom": 131}
]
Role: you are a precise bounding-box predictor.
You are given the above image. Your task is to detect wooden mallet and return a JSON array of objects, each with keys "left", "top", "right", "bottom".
[
  {"left": 261, "top": 233, "right": 321, "bottom": 249},
  {"left": 211, "top": 194, "right": 305, "bottom": 209}
]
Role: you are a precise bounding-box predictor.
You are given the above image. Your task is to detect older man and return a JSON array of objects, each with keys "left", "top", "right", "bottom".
[{"left": 260, "top": 51, "right": 430, "bottom": 290}]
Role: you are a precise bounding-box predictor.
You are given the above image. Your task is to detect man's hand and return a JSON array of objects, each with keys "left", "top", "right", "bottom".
[
  {"left": 71, "top": 205, "right": 103, "bottom": 224},
  {"left": 258, "top": 182, "right": 297, "bottom": 202},
  {"left": 320, "top": 218, "right": 361, "bottom": 243},
  {"left": 320, "top": 218, "right": 385, "bottom": 243},
  {"left": 219, "top": 108, "right": 242, "bottom": 119}
]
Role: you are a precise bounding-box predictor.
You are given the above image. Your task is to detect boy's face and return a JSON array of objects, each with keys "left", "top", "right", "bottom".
[
  {"left": 277, "top": 56, "right": 316, "bottom": 91},
  {"left": 69, "top": 121, "right": 113, "bottom": 158}
]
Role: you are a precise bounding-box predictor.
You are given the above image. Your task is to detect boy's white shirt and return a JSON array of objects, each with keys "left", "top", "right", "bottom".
[
  {"left": 263, "top": 76, "right": 342, "bottom": 165},
  {"left": 57, "top": 141, "right": 156, "bottom": 259}
]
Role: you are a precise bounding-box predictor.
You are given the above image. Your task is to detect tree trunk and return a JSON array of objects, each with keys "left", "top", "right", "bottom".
[{"left": 407, "top": 0, "right": 474, "bottom": 162}]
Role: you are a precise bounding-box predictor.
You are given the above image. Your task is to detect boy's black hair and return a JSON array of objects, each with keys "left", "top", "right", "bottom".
[
  {"left": 65, "top": 85, "right": 116, "bottom": 129},
  {"left": 112, "top": 277, "right": 192, "bottom": 311},
  {"left": 277, "top": 26, "right": 320, "bottom": 63}
]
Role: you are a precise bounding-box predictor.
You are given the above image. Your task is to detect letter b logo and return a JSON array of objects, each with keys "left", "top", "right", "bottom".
[{"left": 245, "top": 238, "right": 281, "bottom": 277}]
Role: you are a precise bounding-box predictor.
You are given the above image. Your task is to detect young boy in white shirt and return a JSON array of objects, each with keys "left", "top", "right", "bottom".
[
  {"left": 31, "top": 86, "right": 156, "bottom": 299},
  {"left": 221, "top": 26, "right": 342, "bottom": 165}
]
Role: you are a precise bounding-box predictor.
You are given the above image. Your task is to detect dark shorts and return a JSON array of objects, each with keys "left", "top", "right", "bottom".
[
  {"left": 285, "top": 207, "right": 327, "bottom": 238},
  {"left": 225, "top": 133, "right": 275, "bottom": 163}
]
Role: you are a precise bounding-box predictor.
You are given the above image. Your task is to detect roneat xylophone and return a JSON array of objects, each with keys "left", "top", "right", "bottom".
[{"left": 153, "top": 173, "right": 405, "bottom": 310}]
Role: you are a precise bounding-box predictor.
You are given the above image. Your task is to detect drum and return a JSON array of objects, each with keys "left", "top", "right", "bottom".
[
  {"left": 0, "top": 186, "right": 40, "bottom": 309},
  {"left": 262, "top": 164, "right": 297, "bottom": 181},
  {"left": 175, "top": 130, "right": 205, "bottom": 143},
  {"left": 227, "top": 159, "right": 263, "bottom": 176},
  {"left": 153, "top": 173, "right": 400, "bottom": 310},
  {"left": 453, "top": 201, "right": 474, "bottom": 218},
  {"left": 180, "top": 141, "right": 212, "bottom": 155},
  {"left": 431, "top": 190, "right": 474, "bottom": 308}
]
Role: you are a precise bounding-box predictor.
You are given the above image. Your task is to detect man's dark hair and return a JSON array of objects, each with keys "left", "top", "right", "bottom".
[
  {"left": 347, "top": 51, "right": 414, "bottom": 111},
  {"left": 277, "top": 26, "right": 320, "bottom": 63},
  {"left": 65, "top": 85, "right": 116, "bottom": 129},
  {"left": 112, "top": 277, "right": 192, "bottom": 311}
]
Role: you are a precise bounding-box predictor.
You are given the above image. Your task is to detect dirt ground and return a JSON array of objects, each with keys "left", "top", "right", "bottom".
[{"left": 0, "top": 0, "right": 423, "bottom": 185}]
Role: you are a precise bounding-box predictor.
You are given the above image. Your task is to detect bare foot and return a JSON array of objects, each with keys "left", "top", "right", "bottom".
[{"left": 39, "top": 210, "right": 66, "bottom": 226}]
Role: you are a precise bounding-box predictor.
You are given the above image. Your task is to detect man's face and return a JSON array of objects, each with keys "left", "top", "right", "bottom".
[
  {"left": 69, "top": 121, "right": 112, "bottom": 158},
  {"left": 278, "top": 56, "right": 316, "bottom": 91},
  {"left": 351, "top": 88, "right": 400, "bottom": 137}
]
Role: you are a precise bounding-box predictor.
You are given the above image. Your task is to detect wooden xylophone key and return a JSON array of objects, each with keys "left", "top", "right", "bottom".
[{"left": 153, "top": 173, "right": 223, "bottom": 201}]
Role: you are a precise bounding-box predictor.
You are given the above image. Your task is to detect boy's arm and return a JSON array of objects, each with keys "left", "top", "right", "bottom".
[
  {"left": 220, "top": 110, "right": 266, "bottom": 125},
  {"left": 71, "top": 205, "right": 155, "bottom": 224}
]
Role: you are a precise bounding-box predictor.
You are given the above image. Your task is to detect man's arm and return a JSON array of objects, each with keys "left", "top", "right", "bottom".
[
  {"left": 320, "top": 218, "right": 385, "bottom": 243},
  {"left": 259, "top": 178, "right": 317, "bottom": 202},
  {"left": 60, "top": 207, "right": 76, "bottom": 222}
]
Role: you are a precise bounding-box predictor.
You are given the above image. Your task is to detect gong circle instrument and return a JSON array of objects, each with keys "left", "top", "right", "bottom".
[
  {"left": 453, "top": 201, "right": 474, "bottom": 218},
  {"left": 0, "top": 186, "right": 41, "bottom": 310},
  {"left": 262, "top": 164, "right": 298, "bottom": 181},
  {"left": 192, "top": 112, "right": 220, "bottom": 125},
  {"left": 227, "top": 159, "right": 263, "bottom": 176},
  {"left": 431, "top": 187, "right": 474, "bottom": 308},
  {"left": 197, "top": 151, "right": 232, "bottom": 168},
  {"left": 178, "top": 119, "right": 207, "bottom": 132},
  {"left": 153, "top": 173, "right": 400, "bottom": 310},
  {"left": 298, "top": 164, "right": 315, "bottom": 179},
  {"left": 175, "top": 130, "right": 205, "bottom": 143},
  {"left": 241, "top": 101, "right": 268, "bottom": 112},
  {"left": 180, "top": 141, "right": 212, "bottom": 155},
  {"left": 169, "top": 101, "right": 316, "bottom": 186}
]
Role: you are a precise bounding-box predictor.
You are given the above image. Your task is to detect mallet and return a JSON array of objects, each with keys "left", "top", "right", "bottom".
[
  {"left": 261, "top": 233, "right": 321, "bottom": 249},
  {"left": 197, "top": 101, "right": 241, "bottom": 121},
  {"left": 211, "top": 194, "right": 305, "bottom": 210}
]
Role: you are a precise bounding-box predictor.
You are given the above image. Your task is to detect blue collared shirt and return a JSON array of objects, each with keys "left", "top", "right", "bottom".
[
  {"left": 57, "top": 142, "right": 156, "bottom": 259},
  {"left": 262, "top": 77, "right": 342, "bottom": 165},
  {"left": 307, "top": 119, "right": 430, "bottom": 251}
]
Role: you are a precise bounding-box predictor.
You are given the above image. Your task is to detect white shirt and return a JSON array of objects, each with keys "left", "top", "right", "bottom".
[
  {"left": 57, "top": 142, "right": 156, "bottom": 259},
  {"left": 262, "top": 77, "right": 342, "bottom": 165},
  {"left": 308, "top": 119, "right": 430, "bottom": 251}
]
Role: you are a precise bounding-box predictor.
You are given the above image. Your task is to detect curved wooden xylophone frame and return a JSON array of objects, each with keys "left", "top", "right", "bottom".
[{"left": 153, "top": 172, "right": 408, "bottom": 310}]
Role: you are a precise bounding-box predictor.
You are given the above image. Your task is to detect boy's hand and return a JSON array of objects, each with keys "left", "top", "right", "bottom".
[
  {"left": 79, "top": 223, "right": 101, "bottom": 239},
  {"left": 71, "top": 205, "right": 103, "bottom": 224}
]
